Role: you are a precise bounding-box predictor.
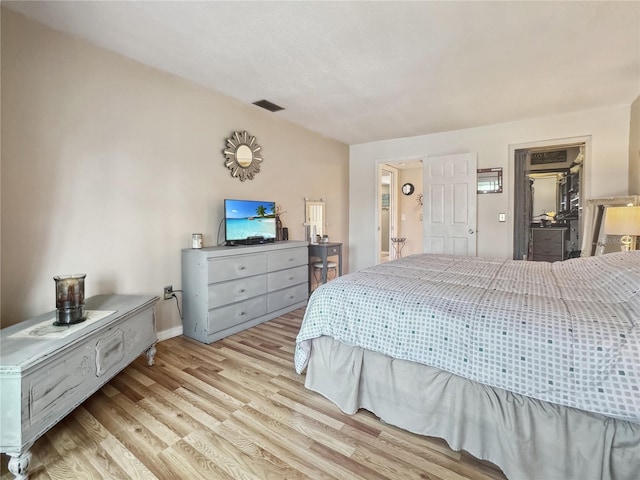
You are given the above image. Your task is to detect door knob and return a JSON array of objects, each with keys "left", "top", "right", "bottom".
[{"left": 468, "top": 228, "right": 475, "bottom": 234}]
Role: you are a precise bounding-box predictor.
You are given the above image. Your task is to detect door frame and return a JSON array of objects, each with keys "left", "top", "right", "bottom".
[
  {"left": 379, "top": 167, "right": 394, "bottom": 260},
  {"left": 377, "top": 164, "right": 397, "bottom": 264},
  {"left": 509, "top": 135, "right": 591, "bottom": 259},
  {"left": 375, "top": 156, "right": 424, "bottom": 265}
]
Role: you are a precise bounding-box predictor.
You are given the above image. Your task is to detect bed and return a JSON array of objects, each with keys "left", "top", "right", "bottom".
[{"left": 295, "top": 251, "right": 640, "bottom": 480}]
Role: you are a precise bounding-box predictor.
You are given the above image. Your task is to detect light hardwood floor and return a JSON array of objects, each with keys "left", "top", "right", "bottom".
[{"left": 1, "top": 309, "right": 507, "bottom": 480}]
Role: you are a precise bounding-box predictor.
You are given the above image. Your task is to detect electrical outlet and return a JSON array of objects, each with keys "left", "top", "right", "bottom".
[{"left": 164, "top": 285, "right": 173, "bottom": 300}]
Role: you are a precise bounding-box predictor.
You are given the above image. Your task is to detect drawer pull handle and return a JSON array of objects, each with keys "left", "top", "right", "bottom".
[
  {"left": 240, "top": 311, "right": 246, "bottom": 316},
  {"left": 239, "top": 266, "right": 246, "bottom": 270},
  {"left": 239, "top": 289, "right": 246, "bottom": 293}
]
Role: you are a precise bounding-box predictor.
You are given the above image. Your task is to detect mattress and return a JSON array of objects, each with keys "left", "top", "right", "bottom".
[{"left": 295, "top": 251, "right": 640, "bottom": 423}]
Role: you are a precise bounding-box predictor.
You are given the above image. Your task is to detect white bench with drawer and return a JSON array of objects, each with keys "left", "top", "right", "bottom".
[{"left": 0, "top": 295, "right": 158, "bottom": 479}]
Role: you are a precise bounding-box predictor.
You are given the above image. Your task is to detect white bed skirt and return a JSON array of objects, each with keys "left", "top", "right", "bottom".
[{"left": 304, "top": 336, "right": 640, "bottom": 480}]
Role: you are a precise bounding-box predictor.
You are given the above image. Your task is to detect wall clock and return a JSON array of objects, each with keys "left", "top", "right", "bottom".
[
  {"left": 401, "top": 183, "right": 415, "bottom": 195},
  {"left": 223, "top": 130, "right": 263, "bottom": 182}
]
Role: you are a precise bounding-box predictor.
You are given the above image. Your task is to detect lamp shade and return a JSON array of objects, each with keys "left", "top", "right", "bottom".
[{"left": 603, "top": 206, "right": 640, "bottom": 236}]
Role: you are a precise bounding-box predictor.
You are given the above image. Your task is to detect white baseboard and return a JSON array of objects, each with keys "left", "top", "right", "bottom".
[{"left": 157, "top": 325, "right": 183, "bottom": 342}]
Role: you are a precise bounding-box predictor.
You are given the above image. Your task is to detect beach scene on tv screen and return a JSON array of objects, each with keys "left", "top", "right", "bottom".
[{"left": 226, "top": 200, "right": 276, "bottom": 240}]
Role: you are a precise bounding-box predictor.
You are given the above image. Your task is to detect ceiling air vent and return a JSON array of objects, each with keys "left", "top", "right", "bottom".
[{"left": 252, "top": 99, "right": 284, "bottom": 112}]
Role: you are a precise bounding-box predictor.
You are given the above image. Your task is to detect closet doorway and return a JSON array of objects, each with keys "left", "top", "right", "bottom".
[{"left": 513, "top": 139, "right": 588, "bottom": 261}]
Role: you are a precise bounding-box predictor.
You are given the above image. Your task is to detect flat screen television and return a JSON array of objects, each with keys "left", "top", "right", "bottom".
[{"left": 224, "top": 199, "right": 277, "bottom": 246}]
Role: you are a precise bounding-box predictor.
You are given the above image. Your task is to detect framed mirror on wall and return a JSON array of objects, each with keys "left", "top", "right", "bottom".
[
  {"left": 305, "top": 198, "right": 325, "bottom": 241},
  {"left": 477, "top": 168, "right": 502, "bottom": 194},
  {"left": 222, "top": 130, "right": 263, "bottom": 181}
]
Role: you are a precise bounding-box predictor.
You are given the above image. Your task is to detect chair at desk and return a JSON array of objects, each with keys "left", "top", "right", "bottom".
[
  {"left": 311, "top": 260, "right": 337, "bottom": 291},
  {"left": 308, "top": 241, "right": 343, "bottom": 294}
]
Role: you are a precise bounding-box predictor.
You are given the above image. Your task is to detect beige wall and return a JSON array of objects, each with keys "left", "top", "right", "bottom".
[
  {"left": 397, "top": 168, "right": 423, "bottom": 257},
  {"left": 0, "top": 9, "right": 349, "bottom": 331},
  {"left": 630, "top": 95, "right": 640, "bottom": 195},
  {"left": 0, "top": 8, "right": 3, "bottom": 322}
]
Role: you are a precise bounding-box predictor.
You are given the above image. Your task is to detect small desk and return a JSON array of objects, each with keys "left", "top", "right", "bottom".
[{"left": 308, "top": 242, "right": 343, "bottom": 289}]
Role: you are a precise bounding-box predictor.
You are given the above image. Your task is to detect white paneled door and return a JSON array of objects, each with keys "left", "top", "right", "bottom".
[{"left": 423, "top": 153, "right": 477, "bottom": 255}]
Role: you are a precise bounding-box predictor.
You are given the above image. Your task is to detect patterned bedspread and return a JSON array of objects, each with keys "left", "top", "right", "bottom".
[{"left": 295, "top": 251, "right": 640, "bottom": 423}]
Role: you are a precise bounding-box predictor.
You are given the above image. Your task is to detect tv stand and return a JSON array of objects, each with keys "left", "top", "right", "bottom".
[{"left": 182, "top": 241, "right": 308, "bottom": 344}]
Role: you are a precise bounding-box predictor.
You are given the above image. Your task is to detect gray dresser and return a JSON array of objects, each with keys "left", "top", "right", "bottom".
[
  {"left": 531, "top": 227, "right": 566, "bottom": 262},
  {"left": 0, "top": 295, "right": 158, "bottom": 479},
  {"left": 181, "top": 241, "right": 308, "bottom": 344}
]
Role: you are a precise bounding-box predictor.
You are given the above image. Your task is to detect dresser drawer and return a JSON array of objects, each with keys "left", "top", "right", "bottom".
[
  {"left": 209, "top": 296, "right": 267, "bottom": 332},
  {"left": 267, "top": 283, "right": 308, "bottom": 313},
  {"left": 208, "top": 275, "right": 267, "bottom": 309},
  {"left": 268, "top": 247, "right": 307, "bottom": 271},
  {"left": 532, "top": 228, "right": 565, "bottom": 262},
  {"left": 533, "top": 244, "right": 563, "bottom": 256},
  {"left": 533, "top": 228, "right": 564, "bottom": 242},
  {"left": 267, "top": 265, "right": 307, "bottom": 291},
  {"left": 532, "top": 229, "right": 563, "bottom": 244},
  {"left": 208, "top": 254, "right": 267, "bottom": 283},
  {"left": 326, "top": 245, "right": 341, "bottom": 256}
]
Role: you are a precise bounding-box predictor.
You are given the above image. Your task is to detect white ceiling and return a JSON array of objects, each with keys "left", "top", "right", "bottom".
[{"left": 4, "top": 1, "right": 639, "bottom": 145}]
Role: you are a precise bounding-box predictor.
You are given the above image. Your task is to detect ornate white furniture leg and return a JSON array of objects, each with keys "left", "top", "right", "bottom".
[
  {"left": 145, "top": 343, "right": 157, "bottom": 366},
  {"left": 8, "top": 449, "right": 31, "bottom": 480}
]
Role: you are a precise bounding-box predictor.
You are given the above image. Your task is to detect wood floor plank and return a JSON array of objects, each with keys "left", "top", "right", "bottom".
[
  {"left": 55, "top": 414, "right": 127, "bottom": 479},
  {"left": 184, "top": 366, "right": 256, "bottom": 407},
  {"left": 248, "top": 395, "right": 355, "bottom": 457},
  {"left": 108, "top": 394, "right": 182, "bottom": 444},
  {"left": 71, "top": 406, "right": 111, "bottom": 445},
  {"left": 185, "top": 429, "right": 276, "bottom": 480},
  {"left": 2, "top": 308, "right": 507, "bottom": 480},
  {"left": 225, "top": 335, "right": 300, "bottom": 370},
  {"left": 99, "top": 435, "right": 158, "bottom": 480},
  {"left": 228, "top": 411, "right": 362, "bottom": 480},
  {"left": 157, "top": 438, "right": 228, "bottom": 480},
  {"left": 307, "top": 440, "right": 391, "bottom": 480},
  {"left": 146, "top": 384, "right": 223, "bottom": 430},
  {"left": 82, "top": 392, "right": 172, "bottom": 478},
  {"left": 274, "top": 382, "right": 384, "bottom": 438},
  {"left": 43, "top": 426, "right": 104, "bottom": 480},
  {"left": 123, "top": 363, "right": 157, "bottom": 387},
  {"left": 270, "top": 390, "right": 346, "bottom": 430},
  {"left": 208, "top": 422, "right": 303, "bottom": 478},
  {"left": 165, "top": 335, "right": 228, "bottom": 364}
]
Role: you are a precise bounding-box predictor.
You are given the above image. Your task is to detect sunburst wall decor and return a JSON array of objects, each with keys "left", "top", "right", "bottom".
[{"left": 223, "top": 131, "right": 263, "bottom": 181}]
